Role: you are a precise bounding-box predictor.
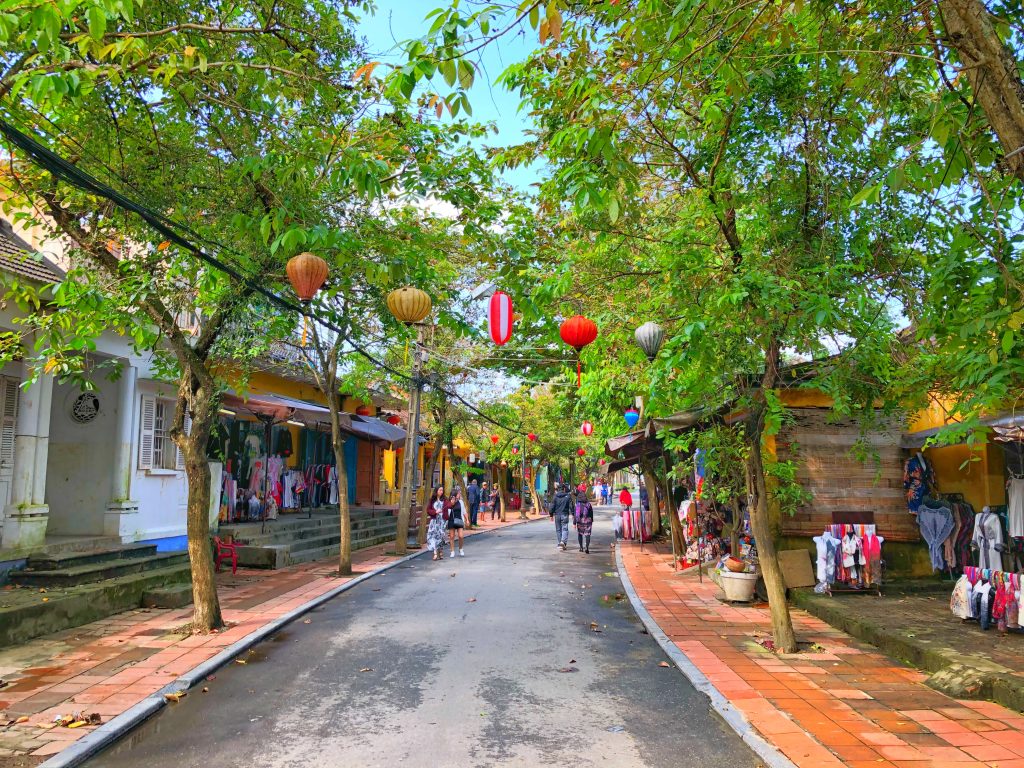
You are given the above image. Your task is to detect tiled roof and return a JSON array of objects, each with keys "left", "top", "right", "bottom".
[{"left": 0, "top": 219, "right": 64, "bottom": 283}]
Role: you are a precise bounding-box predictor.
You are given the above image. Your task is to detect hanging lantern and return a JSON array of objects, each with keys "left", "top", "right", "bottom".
[
  {"left": 624, "top": 407, "right": 640, "bottom": 428},
  {"left": 559, "top": 315, "right": 599, "bottom": 387},
  {"left": 386, "top": 286, "right": 432, "bottom": 325},
  {"left": 488, "top": 291, "right": 514, "bottom": 346},
  {"left": 490, "top": 434, "right": 500, "bottom": 445},
  {"left": 577, "top": 448, "right": 586, "bottom": 457},
  {"left": 634, "top": 321, "right": 665, "bottom": 362},
  {"left": 598, "top": 458, "right": 606, "bottom": 466},
  {"left": 469, "top": 452, "right": 476, "bottom": 464},
  {"left": 512, "top": 445, "right": 520, "bottom": 455},
  {"left": 386, "top": 414, "right": 401, "bottom": 425},
  {"left": 286, "top": 252, "right": 329, "bottom": 302},
  {"left": 527, "top": 432, "right": 537, "bottom": 442},
  {"left": 355, "top": 405, "right": 371, "bottom": 416},
  {"left": 581, "top": 421, "right": 593, "bottom": 437}
]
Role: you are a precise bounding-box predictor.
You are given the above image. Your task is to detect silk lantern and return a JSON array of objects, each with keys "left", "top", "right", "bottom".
[
  {"left": 624, "top": 407, "right": 640, "bottom": 428},
  {"left": 581, "top": 421, "right": 593, "bottom": 437},
  {"left": 488, "top": 291, "right": 514, "bottom": 346},
  {"left": 527, "top": 432, "right": 537, "bottom": 442},
  {"left": 598, "top": 459, "right": 606, "bottom": 466},
  {"left": 559, "top": 315, "right": 598, "bottom": 387},
  {"left": 286, "top": 252, "right": 329, "bottom": 302},
  {"left": 634, "top": 321, "right": 665, "bottom": 362},
  {"left": 386, "top": 286, "right": 432, "bottom": 325},
  {"left": 490, "top": 434, "right": 500, "bottom": 445},
  {"left": 355, "top": 405, "right": 371, "bottom": 416},
  {"left": 386, "top": 414, "right": 400, "bottom": 425},
  {"left": 512, "top": 445, "right": 520, "bottom": 455},
  {"left": 577, "top": 448, "right": 586, "bottom": 457}
]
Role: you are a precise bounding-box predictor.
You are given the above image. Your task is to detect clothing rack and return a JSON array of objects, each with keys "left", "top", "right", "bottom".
[
  {"left": 815, "top": 523, "right": 884, "bottom": 597},
  {"left": 951, "top": 566, "right": 1023, "bottom": 632}
]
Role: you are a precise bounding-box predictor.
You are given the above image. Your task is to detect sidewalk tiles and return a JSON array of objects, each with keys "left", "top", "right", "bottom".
[
  {"left": 0, "top": 513, "right": 536, "bottom": 762},
  {"left": 619, "top": 540, "right": 1024, "bottom": 768}
]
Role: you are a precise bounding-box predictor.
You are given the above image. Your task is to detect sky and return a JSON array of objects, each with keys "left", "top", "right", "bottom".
[{"left": 355, "top": 0, "right": 542, "bottom": 193}]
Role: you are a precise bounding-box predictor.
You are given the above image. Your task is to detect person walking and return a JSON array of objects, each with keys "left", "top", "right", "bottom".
[
  {"left": 491, "top": 486, "right": 502, "bottom": 521},
  {"left": 480, "top": 481, "right": 491, "bottom": 523},
  {"left": 427, "top": 485, "right": 449, "bottom": 561},
  {"left": 467, "top": 478, "right": 480, "bottom": 528},
  {"left": 619, "top": 486, "right": 633, "bottom": 511},
  {"left": 551, "top": 484, "right": 573, "bottom": 551},
  {"left": 445, "top": 489, "right": 466, "bottom": 557},
  {"left": 575, "top": 492, "right": 595, "bottom": 553}
]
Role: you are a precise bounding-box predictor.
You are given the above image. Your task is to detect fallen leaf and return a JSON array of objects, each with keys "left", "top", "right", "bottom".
[
  {"left": 42, "top": 597, "right": 49, "bottom": 602},
  {"left": 467, "top": 597, "right": 477, "bottom": 603},
  {"left": 569, "top": 659, "right": 577, "bottom": 664},
  {"left": 359, "top": 667, "right": 373, "bottom": 673},
  {"left": 201, "top": 687, "right": 209, "bottom": 693},
  {"left": 235, "top": 659, "right": 247, "bottom": 665},
  {"left": 68, "top": 720, "right": 89, "bottom": 728},
  {"left": 303, "top": 619, "right": 311, "bottom": 624},
  {"left": 450, "top": 572, "right": 456, "bottom": 578},
  {"left": 206, "top": 675, "right": 216, "bottom": 681},
  {"left": 558, "top": 667, "right": 579, "bottom": 673},
  {"left": 163, "top": 691, "right": 187, "bottom": 703},
  {"left": 39, "top": 588, "right": 46, "bottom": 593},
  {"left": 13, "top": 716, "right": 28, "bottom": 724},
  {"left": 658, "top": 661, "right": 671, "bottom": 668}
]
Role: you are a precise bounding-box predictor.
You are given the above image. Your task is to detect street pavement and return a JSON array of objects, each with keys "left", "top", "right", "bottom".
[{"left": 83, "top": 509, "right": 759, "bottom": 767}]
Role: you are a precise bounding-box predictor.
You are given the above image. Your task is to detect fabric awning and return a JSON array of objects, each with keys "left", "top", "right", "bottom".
[
  {"left": 343, "top": 414, "right": 406, "bottom": 448},
  {"left": 901, "top": 411, "right": 1023, "bottom": 449},
  {"left": 220, "top": 391, "right": 330, "bottom": 422}
]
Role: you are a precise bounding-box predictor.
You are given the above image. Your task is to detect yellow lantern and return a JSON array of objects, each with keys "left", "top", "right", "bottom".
[
  {"left": 386, "top": 286, "right": 432, "bottom": 325},
  {"left": 286, "top": 252, "right": 329, "bottom": 302}
]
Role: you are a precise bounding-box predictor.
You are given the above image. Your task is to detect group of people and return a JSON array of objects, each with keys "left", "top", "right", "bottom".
[
  {"left": 425, "top": 479, "right": 504, "bottom": 561},
  {"left": 549, "top": 483, "right": 596, "bottom": 553}
]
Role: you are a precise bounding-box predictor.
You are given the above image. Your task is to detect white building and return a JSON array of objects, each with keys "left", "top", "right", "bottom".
[{"left": 0, "top": 217, "right": 190, "bottom": 555}]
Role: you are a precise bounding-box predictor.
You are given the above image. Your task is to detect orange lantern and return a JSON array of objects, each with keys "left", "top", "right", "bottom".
[{"left": 286, "top": 252, "right": 329, "bottom": 302}]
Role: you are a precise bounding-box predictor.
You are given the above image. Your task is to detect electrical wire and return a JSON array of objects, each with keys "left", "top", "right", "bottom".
[{"left": 0, "top": 117, "right": 543, "bottom": 441}]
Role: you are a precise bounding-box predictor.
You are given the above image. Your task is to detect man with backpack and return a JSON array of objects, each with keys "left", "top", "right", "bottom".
[
  {"left": 551, "top": 484, "right": 574, "bottom": 551},
  {"left": 467, "top": 478, "right": 480, "bottom": 528}
]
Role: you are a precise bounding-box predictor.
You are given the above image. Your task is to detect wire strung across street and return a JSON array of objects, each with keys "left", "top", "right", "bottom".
[{"left": 0, "top": 117, "right": 545, "bottom": 444}]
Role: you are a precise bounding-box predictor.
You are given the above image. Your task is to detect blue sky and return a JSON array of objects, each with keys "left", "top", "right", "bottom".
[{"left": 355, "top": 1, "right": 542, "bottom": 192}]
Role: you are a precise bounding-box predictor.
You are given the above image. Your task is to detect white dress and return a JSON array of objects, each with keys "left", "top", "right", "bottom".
[
  {"left": 1008, "top": 478, "right": 1024, "bottom": 538},
  {"left": 973, "top": 510, "right": 1004, "bottom": 570}
]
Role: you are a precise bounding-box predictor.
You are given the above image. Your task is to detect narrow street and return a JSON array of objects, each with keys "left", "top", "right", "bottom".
[{"left": 83, "top": 512, "right": 758, "bottom": 768}]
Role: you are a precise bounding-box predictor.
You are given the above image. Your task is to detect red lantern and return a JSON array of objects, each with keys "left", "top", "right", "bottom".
[
  {"left": 581, "top": 421, "right": 593, "bottom": 436},
  {"left": 490, "top": 434, "right": 500, "bottom": 445},
  {"left": 512, "top": 445, "right": 520, "bottom": 455},
  {"left": 527, "top": 432, "right": 537, "bottom": 442},
  {"left": 559, "top": 315, "right": 598, "bottom": 387},
  {"left": 488, "top": 291, "right": 514, "bottom": 346},
  {"left": 577, "top": 448, "right": 586, "bottom": 457},
  {"left": 386, "top": 414, "right": 400, "bottom": 425},
  {"left": 355, "top": 405, "right": 371, "bottom": 416},
  {"left": 598, "top": 458, "right": 606, "bottom": 466}
]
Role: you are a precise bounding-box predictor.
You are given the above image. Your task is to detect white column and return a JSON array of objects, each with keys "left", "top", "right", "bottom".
[
  {"left": 104, "top": 364, "right": 139, "bottom": 541},
  {"left": 1, "top": 368, "right": 52, "bottom": 551}
]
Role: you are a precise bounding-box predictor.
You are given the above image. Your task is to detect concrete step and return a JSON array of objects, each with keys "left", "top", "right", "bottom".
[
  {"left": 11, "top": 552, "right": 190, "bottom": 588},
  {"left": 238, "top": 522, "right": 400, "bottom": 569},
  {"left": 0, "top": 563, "right": 191, "bottom": 648},
  {"left": 26, "top": 543, "right": 158, "bottom": 571},
  {"left": 231, "top": 517, "right": 398, "bottom": 550}
]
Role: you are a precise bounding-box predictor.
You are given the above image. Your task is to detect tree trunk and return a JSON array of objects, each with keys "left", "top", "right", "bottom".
[
  {"left": 660, "top": 453, "right": 686, "bottom": 563},
  {"left": 328, "top": 398, "right": 352, "bottom": 576},
  {"left": 744, "top": 398, "right": 797, "bottom": 654},
  {"left": 176, "top": 376, "right": 222, "bottom": 632},
  {"left": 939, "top": 0, "right": 1024, "bottom": 182},
  {"left": 640, "top": 456, "right": 662, "bottom": 537},
  {"left": 497, "top": 465, "right": 509, "bottom": 523},
  {"left": 729, "top": 496, "right": 743, "bottom": 556}
]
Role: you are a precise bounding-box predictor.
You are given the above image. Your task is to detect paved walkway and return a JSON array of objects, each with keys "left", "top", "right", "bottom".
[
  {"left": 0, "top": 512, "right": 537, "bottom": 764},
  {"left": 619, "top": 540, "right": 1024, "bottom": 768}
]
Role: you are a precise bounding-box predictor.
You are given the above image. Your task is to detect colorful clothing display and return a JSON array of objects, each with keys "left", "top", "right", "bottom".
[
  {"left": 973, "top": 508, "right": 1004, "bottom": 570},
  {"left": 816, "top": 524, "right": 883, "bottom": 590},
  {"left": 903, "top": 453, "right": 934, "bottom": 514}
]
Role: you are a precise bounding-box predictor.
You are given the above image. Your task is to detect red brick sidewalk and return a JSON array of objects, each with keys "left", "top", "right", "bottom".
[
  {"left": 619, "top": 540, "right": 1024, "bottom": 768},
  {"left": 0, "top": 513, "right": 536, "bottom": 763}
]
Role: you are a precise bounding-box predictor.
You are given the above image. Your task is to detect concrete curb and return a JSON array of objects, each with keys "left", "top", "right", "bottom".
[
  {"left": 39, "top": 518, "right": 539, "bottom": 768},
  {"left": 614, "top": 546, "right": 797, "bottom": 768}
]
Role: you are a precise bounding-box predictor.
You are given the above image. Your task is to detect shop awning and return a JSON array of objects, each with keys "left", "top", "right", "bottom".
[
  {"left": 344, "top": 414, "right": 406, "bottom": 448},
  {"left": 900, "top": 411, "right": 1022, "bottom": 449},
  {"left": 220, "top": 391, "right": 330, "bottom": 422},
  {"left": 603, "top": 409, "right": 720, "bottom": 472}
]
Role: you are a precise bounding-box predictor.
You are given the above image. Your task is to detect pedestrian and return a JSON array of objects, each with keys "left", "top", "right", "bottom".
[
  {"left": 445, "top": 489, "right": 466, "bottom": 557},
  {"left": 467, "top": 478, "right": 480, "bottom": 528},
  {"left": 480, "top": 481, "right": 491, "bottom": 522},
  {"left": 551, "top": 483, "right": 573, "bottom": 551},
  {"left": 427, "top": 485, "right": 449, "bottom": 561},
  {"left": 619, "top": 486, "right": 633, "bottom": 511},
  {"left": 601, "top": 481, "right": 609, "bottom": 505},
  {"left": 639, "top": 484, "right": 649, "bottom": 513},
  {"left": 575, "top": 492, "right": 595, "bottom": 553},
  {"left": 491, "top": 487, "right": 502, "bottom": 521}
]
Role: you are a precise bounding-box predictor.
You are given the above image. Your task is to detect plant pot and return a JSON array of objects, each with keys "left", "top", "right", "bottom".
[{"left": 719, "top": 570, "right": 758, "bottom": 602}]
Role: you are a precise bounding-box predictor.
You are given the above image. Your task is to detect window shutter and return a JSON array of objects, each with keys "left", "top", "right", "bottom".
[
  {"left": 0, "top": 378, "right": 18, "bottom": 469},
  {"left": 175, "top": 409, "right": 191, "bottom": 470},
  {"left": 138, "top": 394, "right": 156, "bottom": 470}
]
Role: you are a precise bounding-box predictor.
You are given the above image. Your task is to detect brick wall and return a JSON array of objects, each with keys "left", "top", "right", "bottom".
[{"left": 775, "top": 408, "right": 919, "bottom": 542}]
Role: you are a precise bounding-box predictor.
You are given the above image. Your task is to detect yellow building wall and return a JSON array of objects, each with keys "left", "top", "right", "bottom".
[{"left": 924, "top": 442, "right": 1006, "bottom": 510}]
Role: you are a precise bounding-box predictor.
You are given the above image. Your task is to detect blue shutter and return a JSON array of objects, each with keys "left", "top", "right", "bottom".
[{"left": 344, "top": 436, "right": 358, "bottom": 503}]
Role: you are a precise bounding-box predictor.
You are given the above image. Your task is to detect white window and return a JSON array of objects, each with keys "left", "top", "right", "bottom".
[{"left": 139, "top": 394, "right": 190, "bottom": 471}]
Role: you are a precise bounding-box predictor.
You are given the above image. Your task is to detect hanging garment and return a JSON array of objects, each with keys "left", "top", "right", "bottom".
[
  {"left": 1009, "top": 478, "right": 1024, "bottom": 538},
  {"left": 841, "top": 532, "right": 863, "bottom": 582},
  {"left": 1008, "top": 574, "right": 1021, "bottom": 629},
  {"left": 955, "top": 503, "right": 977, "bottom": 575},
  {"left": 973, "top": 509, "right": 1004, "bottom": 570},
  {"left": 862, "top": 534, "right": 884, "bottom": 586},
  {"left": 903, "top": 453, "right": 934, "bottom": 514},
  {"left": 275, "top": 428, "right": 293, "bottom": 458},
  {"left": 813, "top": 532, "right": 841, "bottom": 593},
  {"left": 943, "top": 510, "right": 962, "bottom": 571},
  {"left": 328, "top": 465, "right": 339, "bottom": 505},
  {"left": 972, "top": 581, "right": 994, "bottom": 630},
  {"left": 918, "top": 502, "right": 955, "bottom": 572},
  {"left": 950, "top": 575, "right": 973, "bottom": 619}
]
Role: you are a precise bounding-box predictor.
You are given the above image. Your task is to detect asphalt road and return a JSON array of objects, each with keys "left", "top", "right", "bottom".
[{"left": 84, "top": 509, "right": 759, "bottom": 768}]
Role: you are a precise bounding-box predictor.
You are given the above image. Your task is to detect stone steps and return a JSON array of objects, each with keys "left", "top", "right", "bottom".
[
  {"left": 11, "top": 551, "right": 190, "bottom": 588},
  {"left": 25, "top": 542, "right": 158, "bottom": 571},
  {"left": 233, "top": 513, "right": 401, "bottom": 569}
]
